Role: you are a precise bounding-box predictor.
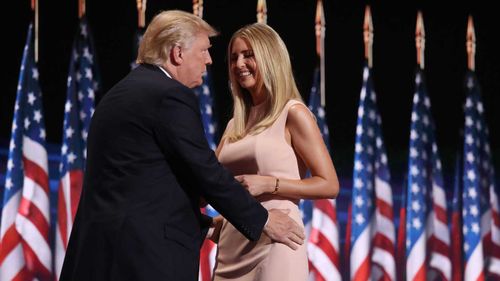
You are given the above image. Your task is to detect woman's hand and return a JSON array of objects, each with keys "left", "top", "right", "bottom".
[{"left": 235, "top": 175, "right": 275, "bottom": 196}]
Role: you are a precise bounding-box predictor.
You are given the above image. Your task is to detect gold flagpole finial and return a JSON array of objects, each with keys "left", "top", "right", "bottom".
[
  {"left": 193, "top": 0, "right": 204, "bottom": 18},
  {"left": 78, "top": 0, "right": 86, "bottom": 19},
  {"left": 466, "top": 15, "right": 476, "bottom": 71},
  {"left": 137, "top": 0, "right": 147, "bottom": 27},
  {"left": 257, "top": 0, "right": 267, "bottom": 24},
  {"left": 315, "top": 0, "right": 326, "bottom": 106},
  {"left": 415, "top": 11, "right": 425, "bottom": 69},
  {"left": 363, "top": 5, "right": 373, "bottom": 68}
]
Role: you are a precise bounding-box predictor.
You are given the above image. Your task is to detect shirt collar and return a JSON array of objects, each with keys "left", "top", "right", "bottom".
[{"left": 158, "top": 66, "right": 172, "bottom": 79}]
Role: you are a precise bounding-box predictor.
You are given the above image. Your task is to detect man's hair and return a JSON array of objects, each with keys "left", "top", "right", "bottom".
[
  {"left": 136, "top": 10, "right": 218, "bottom": 66},
  {"left": 225, "top": 23, "right": 302, "bottom": 142}
]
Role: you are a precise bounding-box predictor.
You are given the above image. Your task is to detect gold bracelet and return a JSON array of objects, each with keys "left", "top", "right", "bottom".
[{"left": 271, "top": 178, "right": 279, "bottom": 194}]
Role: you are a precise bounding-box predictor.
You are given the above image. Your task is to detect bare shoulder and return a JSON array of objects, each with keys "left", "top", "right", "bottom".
[{"left": 287, "top": 102, "right": 316, "bottom": 128}]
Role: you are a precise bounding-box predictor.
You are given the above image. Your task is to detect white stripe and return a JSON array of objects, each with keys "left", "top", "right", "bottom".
[
  {"left": 490, "top": 187, "right": 500, "bottom": 245},
  {"left": 464, "top": 242, "right": 484, "bottom": 281},
  {"left": 407, "top": 232, "right": 426, "bottom": 281},
  {"left": 22, "top": 176, "right": 50, "bottom": 222},
  {"left": 312, "top": 209, "right": 339, "bottom": 251},
  {"left": 351, "top": 223, "right": 371, "bottom": 279},
  {"left": 371, "top": 264, "right": 384, "bottom": 281},
  {"left": 491, "top": 187, "right": 499, "bottom": 212},
  {"left": 488, "top": 257, "right": 500, "bottom": 275},
  {"left": 492, "top": 218, "right": 500, "bottom": 245},
  {"left": 372, "top": 247, "right": 396, "bottom": 280},
  {"left": 429, "top": 252, "right": 451, "bottom": 280},
  {"left": 481, "top": 209, "right": 491, "bottom": 238},
  {"left": 375, "top": 177, "right": 393, "bottom": 204},
  {"left": 433, "top": 213, "right": 450, "bottom": 245},
  {"left": 0, "top": 244, "right": 25, "bottom": 281},
  {"left": 61, "top": 172, "right": 74, "bottom": 235},
  {"left": 55, "top": 227, "right": 65, "bottom": 281},
  {"left": 209, "top": 244, "right": 217, "bottom": 274},
  {"left": 22, "top": 136, "right": 48, "bottom": 173},
  {"left": 308, "top": 242, "right": 341, "bottom": 281},
  {"left": 375, "top": 210, "right": 395, "bottom": 243},
  {"left": 432, "top": 183, "right": 447, "bottom": 209},
  {"left": 0, "top": 191, "right": 21, "bottom": 238},
  {"left": 15, "top": 215, "right": 52, "bottom": 271}
]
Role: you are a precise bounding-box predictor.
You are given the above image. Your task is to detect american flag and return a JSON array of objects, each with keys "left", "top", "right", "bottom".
[
  {"left": 199, "top": 205, "right": 219, "bottom": 281},
  {"left": 305, "top": 67, "right": 341, "bottom": 281},
  {"left": 461, "top": 71, "right": 500, "bottom": 281},
  {"left": 193, "top": 70, "right": 217, "bottom": 151},
  {"left": 194, "top": 69, "right": 219, "bottom": 281},
  {"left": 0, "top": 23, "right": 52, "bottom": 281},
  {"left": 451, "top": 149, "right": 463, "bottom": 281},
  {"left": 349, "top": 63, "right": 396, "bottom": 281},
  {"left": 54, "top": 17, "right": 98, "bottom": 280},
  {"left": 404, "top": 68, "right": 451, "bottom": 281}
]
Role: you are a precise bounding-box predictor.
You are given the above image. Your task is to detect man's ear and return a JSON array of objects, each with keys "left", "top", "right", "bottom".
[{"left": 170, "top": 45, "right": 183, "bottom": 65}]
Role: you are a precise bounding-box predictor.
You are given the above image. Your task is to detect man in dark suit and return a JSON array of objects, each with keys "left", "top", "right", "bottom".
[{"left": 60, "top": 10, "right": 304, "bottom": 281}]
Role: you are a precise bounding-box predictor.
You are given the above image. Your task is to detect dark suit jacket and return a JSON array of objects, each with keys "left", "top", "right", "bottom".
[{"left": 59, "top": 64, "right": 268, "bottom": 281}]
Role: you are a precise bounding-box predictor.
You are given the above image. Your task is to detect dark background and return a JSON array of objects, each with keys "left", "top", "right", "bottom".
[{"left": 2, "top": 0, "right": 499, "bottom": 191}]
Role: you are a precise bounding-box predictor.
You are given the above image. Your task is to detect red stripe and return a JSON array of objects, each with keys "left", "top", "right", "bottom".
[
  {"left": 412, "top": 263, "right": 426, "bottom": 281},
  {"left": 433, "top": 204, "right": 447, "bottom": 223},
  {"left": 397, "top": 206, "right": 406, "bottom": 281},
  {"left": 199, "top": 234, "right": 215, "bottom": 281},
  {"left": 57, "top": 180, "right": 69, "bottom": 247},
  {"left": 376, "top": 198, "right": 394, "bottom": 219},
  {"left": 353, "top": 256, "right": 370, "bottom": 281},
  {"left": 483, "top": 234, "right": 500, "bottom": 259},
  {"left": 344, "top": 203, "right": 352, "bottom": 280},
  {"left": 310, "top": 228, "right": 340, "bottom": 267},
  {"left": 18, "top": 197, "right": 50, "bottom": 242},
  {"left": 450, "top": 211, "right": 462, "bottom": 281},
  {"left": 21, "top": 238, "right": 52, "bottom": 280},
  {"left": 428, "top": 236, "right": 450, "bottom": 257},
  {"left": 312, "top": 266, "right": 326, "bottom": 281},
  {"left": 12, "top": 267, "right": 33, "bottom": 281},
  {"left": 314, "top": 199, "right": 336, "bottom": 221},
  {"left": 69, "top": 170, "right": 83, "bottom": 219},
  {"left": 0, "top": 225, "right": 22, "bottom": 264},
  {"left": 373, "top": 233, "right": 395, "bottom": 256},
  {"left": 22, "top": 157, "right": 49, "bottom": 194},
  {"left": 493, "top": 209, "right": 500, "bottom": 227}
]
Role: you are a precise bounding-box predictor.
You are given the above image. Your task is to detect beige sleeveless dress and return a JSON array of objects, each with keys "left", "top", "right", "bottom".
[{"left": 213, "top": 99, "right": 308, "bottom": 281}]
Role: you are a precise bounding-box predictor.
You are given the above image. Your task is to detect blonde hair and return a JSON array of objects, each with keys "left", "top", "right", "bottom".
[
  {"left": 136, "top": 10, "right": 218, "bottom": 66},
  {"left": 225, "top": 23, "right": 302, "bottom": 142}
]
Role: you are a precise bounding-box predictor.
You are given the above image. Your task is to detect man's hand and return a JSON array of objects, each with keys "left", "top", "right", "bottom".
[{"left": 263, "top": 209, "right": 305, "bottom": 250}]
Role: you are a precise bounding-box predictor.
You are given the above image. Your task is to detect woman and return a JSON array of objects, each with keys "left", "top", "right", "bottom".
[{"left": 211, "top": 23, "right": 339, "bottom": 281}]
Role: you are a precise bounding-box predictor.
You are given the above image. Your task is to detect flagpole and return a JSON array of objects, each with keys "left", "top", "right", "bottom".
[
  {"left": 257, "top": 0, "right": 267, "bottom": 24},
  {"left": 416, "top": 11, "right": 425, "bottom": 69},
  {"left": 466, "top": 15, "right": 476, "bottom": 71},
  {"left": 315, "top": 0, "right": 326, "bottom": 107},
  {"left": 32, "top": 0, "right": 38, "bottom": 62},
  {"left": 137, "top": 0, "right": 147, "bottom": 28},
  {"left": 193, "top": 0, "right": 203, "bottom": 18},
  {"left": 363, "top": 5, "right": 373, "bottom": 68}
]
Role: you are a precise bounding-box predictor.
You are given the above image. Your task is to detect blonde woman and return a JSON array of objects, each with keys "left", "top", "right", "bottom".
[{"left": 211, "top": 23, "right": 340, "bottom": 281}]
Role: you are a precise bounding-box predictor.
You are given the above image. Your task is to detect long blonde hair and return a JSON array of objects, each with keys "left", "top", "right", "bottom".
[
  {"left": 136, "top": 10, "right": 218, "bottom": 66},
  {"left": 225, "top": 23, "right": 302, "bottom": 142}
]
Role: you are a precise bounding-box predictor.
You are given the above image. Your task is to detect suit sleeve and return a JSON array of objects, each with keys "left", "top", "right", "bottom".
[{"left": 153, "top": 87, "right": 267, "bottom": 241}]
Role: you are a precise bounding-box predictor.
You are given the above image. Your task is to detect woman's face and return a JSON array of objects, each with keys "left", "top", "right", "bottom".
[{"left": 230, "top": 37, "right": 259, "bottom": 94}]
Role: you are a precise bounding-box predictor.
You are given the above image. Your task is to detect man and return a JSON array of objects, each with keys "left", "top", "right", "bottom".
[{"left": 60, "top": 10, "right": 304, "bottom": 281}]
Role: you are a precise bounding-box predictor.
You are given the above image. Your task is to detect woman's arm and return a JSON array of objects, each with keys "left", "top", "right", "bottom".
[{"left": 236, "top": 103, "right": 339, "bottom": 199}]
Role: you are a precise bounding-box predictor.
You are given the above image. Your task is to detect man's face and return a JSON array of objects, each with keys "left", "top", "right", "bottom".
[{"left": 176, "top": 32, "right": 212, "bottom": 88}]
